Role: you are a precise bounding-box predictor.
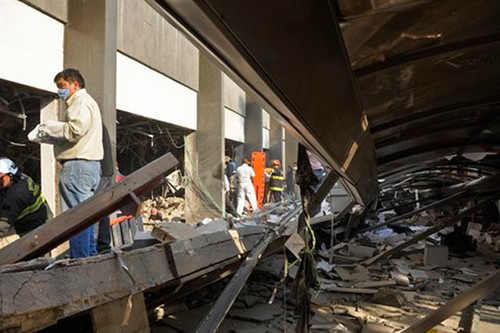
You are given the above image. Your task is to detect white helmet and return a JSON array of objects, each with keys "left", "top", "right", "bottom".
[{"left": 0, "top": 158, "right": 18, "bottom": 177}]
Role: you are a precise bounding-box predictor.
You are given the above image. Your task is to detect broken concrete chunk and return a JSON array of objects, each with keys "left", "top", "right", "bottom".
[
  {"left": 132, "top": 231, "right": 160, "bottom": 249},
  {"left": 372, "top": 289, "right": 406, "bottom": 307},
  {"left": 151, "top": 222, "right": 202, "bottom": 243},
  {"left": 195, "top": 220, "right": 229, "bottom": 234},
  {"left": 348, "top": 243, "right": 376, "bottom": 258},
  {"left": 390, "top": 271, "right": 410, "bottom": 286},
  {"left": 424, "top": 245, "right": 448, "bottom": 266},
  {"left": 409, "top": 269, "right": 429, "bottom": 279},
  {"left": 334, "top": 264, "right": 369, "bottom": 281}
]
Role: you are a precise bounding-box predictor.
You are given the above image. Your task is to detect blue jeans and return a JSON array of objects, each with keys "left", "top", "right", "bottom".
[{"left": 59, "top": 160, "right": 101, "bottom": 258}]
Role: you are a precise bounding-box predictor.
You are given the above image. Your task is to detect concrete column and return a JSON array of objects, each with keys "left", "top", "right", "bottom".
[
  {"left": 268, "top": 116, "right": 284, "bottom": 165},
  {"left": 185, "top": 53, "right": 225, "bottom": 223},
  {"left": 65, "top": 0, "right": 117, "bottom": 164},
  {"left": 40, "top": 98, "right": 59, "bottom": 216},
  {"left": 243, "top": 101, "right": 264, "bottom": 162},
  {"left": 284, "top": 130, "right": 299, "bottom": 168}
]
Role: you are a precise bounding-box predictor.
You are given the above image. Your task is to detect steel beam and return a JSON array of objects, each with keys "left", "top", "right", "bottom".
[
  {"left": 360, "top": 189, "right": 467, "bottom": 233},
  {"left": 362, "top": 193, "right": 500, "bottom": 266}
]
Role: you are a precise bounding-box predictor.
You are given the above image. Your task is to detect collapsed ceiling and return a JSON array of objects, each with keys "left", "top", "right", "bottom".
[
  {"left": 157, "top": 0, "right": 500, "bottom": 207},
  {"left": 339, "top": 0, "right": 500, "bottom": 201}
]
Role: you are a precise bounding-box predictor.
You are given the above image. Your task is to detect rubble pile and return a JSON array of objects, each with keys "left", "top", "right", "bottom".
[
  {"left": 306, "top": 214, "right": 500, "bottom": 332},
  {"left": 141, "top": 196, "right": 185, "bottom": 223}
]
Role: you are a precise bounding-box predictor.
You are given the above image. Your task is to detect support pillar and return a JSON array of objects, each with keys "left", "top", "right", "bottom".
[
  {"left": 91, "top": 293, "right": 150, "bottom": 333},
  {"left": 243, "top": 100, "right": 264, "bottom": 162},
  {"left": 40, "top": 98, "right": 59, "bottom": 217},
  {"left": 268, "top": 116, "right": 284, "bottom": 165},
  {"left": 284, "top": 130, "right": 298, "bottom": 169},
  {"left": 65, "top": 0, "right": 117, "bottom": 165},
  {"left": 185, "top": 53, "right": 225, "bottom": 223}
]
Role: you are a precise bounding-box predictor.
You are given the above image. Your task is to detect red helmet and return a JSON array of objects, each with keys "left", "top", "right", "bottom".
[{"left": 271, "top": 159, "right": 281, "bottom": 167}]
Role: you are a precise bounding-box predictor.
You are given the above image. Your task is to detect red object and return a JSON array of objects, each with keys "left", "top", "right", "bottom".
[
  {"left": 109, "top": 215, "right": 133, "bottom": 226},
  {"left": 251, "top": 151, "right": 266, "bottom": 208}
]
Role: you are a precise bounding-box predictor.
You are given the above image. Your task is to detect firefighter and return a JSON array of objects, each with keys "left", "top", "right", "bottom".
[
  {"left": 269, "top": 159, "right": 285, "bottom": 203},
  {"left": 0, "top": 158, "right": 47, "bottom": 237}
]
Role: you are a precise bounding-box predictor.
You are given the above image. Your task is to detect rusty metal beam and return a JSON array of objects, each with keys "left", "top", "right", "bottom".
[{"left": 0, "top": 153, "right": 179, "bottom": 266}]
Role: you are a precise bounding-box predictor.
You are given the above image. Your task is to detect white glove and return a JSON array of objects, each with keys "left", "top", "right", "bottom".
[
  {"left": 41, "top": 120, "right": 66, "bottom": 139},
  {"left": 28, "top": 124, "right": 42, "bottom": 143}
]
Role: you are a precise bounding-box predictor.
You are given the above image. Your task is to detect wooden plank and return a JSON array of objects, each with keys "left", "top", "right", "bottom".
[
  {"left": 0, "top": 226, "right": 264, "bottom": 332},
  {"left": 0, "top": 153, "right": 179, "bottom": 266},
  {"left": 91, "top": 293, "right": 150, "bottom": 333}
]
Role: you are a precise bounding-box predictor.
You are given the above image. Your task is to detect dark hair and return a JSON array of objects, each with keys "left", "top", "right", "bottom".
[
  {"left": 243, "top": 158, "right": 250, "bottom": 165},
  {"left": 54, "top": 68, "right": 85, "bottom": 88}
]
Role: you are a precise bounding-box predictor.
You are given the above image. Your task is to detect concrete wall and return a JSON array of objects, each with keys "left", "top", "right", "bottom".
[
  {"left": 223, "top": 73, "right": 245, "bottom": 116},
  {"left": 224, "top": 108, "right": 245, "bottom": 143},
  {"left": 116, "top": 52, "right": 197, "bottom": 130},
  {"left": 117, "top": 0, "right": 199, "bottom": 91},
  {"left": 0, "top": 0, "right": 63, "bottom": 92},
  {"left": 223, "top": 74, "right": 245, "bottom": 143},
  {"left": 262, "top": 110, "right": 270, "bottom": 149},
  {"left": 21, "top": 0, "right": 68, "bottom": 22}
]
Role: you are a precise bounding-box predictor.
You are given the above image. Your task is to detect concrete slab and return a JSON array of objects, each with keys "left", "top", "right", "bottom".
[{"left": 152, "top": 222, "right": 202, "bottom": 243}]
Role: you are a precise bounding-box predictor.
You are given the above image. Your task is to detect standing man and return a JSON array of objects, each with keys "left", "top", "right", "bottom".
[
  {"left": 269, "top": 160, "right": 285, "bottom": 203},
  {"left": 29, "top": 68, "right": 103, "bottom": 258},
  {"left": 236, "top": 158, "right": 258, "bottom": 215}
]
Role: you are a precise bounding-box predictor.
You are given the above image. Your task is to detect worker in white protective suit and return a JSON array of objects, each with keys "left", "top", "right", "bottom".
[{"left": 236, "top": 158, "right": 258, "bottom": 215}]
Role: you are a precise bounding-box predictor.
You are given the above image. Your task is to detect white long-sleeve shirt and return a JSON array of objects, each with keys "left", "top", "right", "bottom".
[
  {"left": 236, "top": 164, "right": 255, "bottom": 184},
  {"left": 51, "top": 89, "right": 104, "bottom": 161}
]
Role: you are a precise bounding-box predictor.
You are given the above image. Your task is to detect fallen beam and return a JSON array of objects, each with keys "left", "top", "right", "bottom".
[
  {"left": 194, "top": 205, "right": 302, "bottom": 333},
  {"left": 362, "top": 193, "right": 500, "bottom": 266},
  {"left": 0, "top": 153, "right": 179, "bottom": 266},
  {"left": 0, "top": 226, "right": 264, "bottom": 332},
  {"left": 401, "top": 269, "right": 500, "bottom": 333},
  {"left": 360, "top": 189, "right": 467, "bottom": 233}
]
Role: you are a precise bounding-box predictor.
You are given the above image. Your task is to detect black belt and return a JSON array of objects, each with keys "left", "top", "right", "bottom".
[{"left": 60, "top": 158, "right": 91, "bottom": 164}]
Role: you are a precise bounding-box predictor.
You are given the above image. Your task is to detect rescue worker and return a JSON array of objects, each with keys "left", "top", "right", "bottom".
[
  {"left": 0, "top": 158, "right": 47, "bottom": 237},
  {"left": 236, "top": 158, "right": 258, "bottom": 215},
  {"left": 269, "top": 160, "right": 285, "bottom": 203}
]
